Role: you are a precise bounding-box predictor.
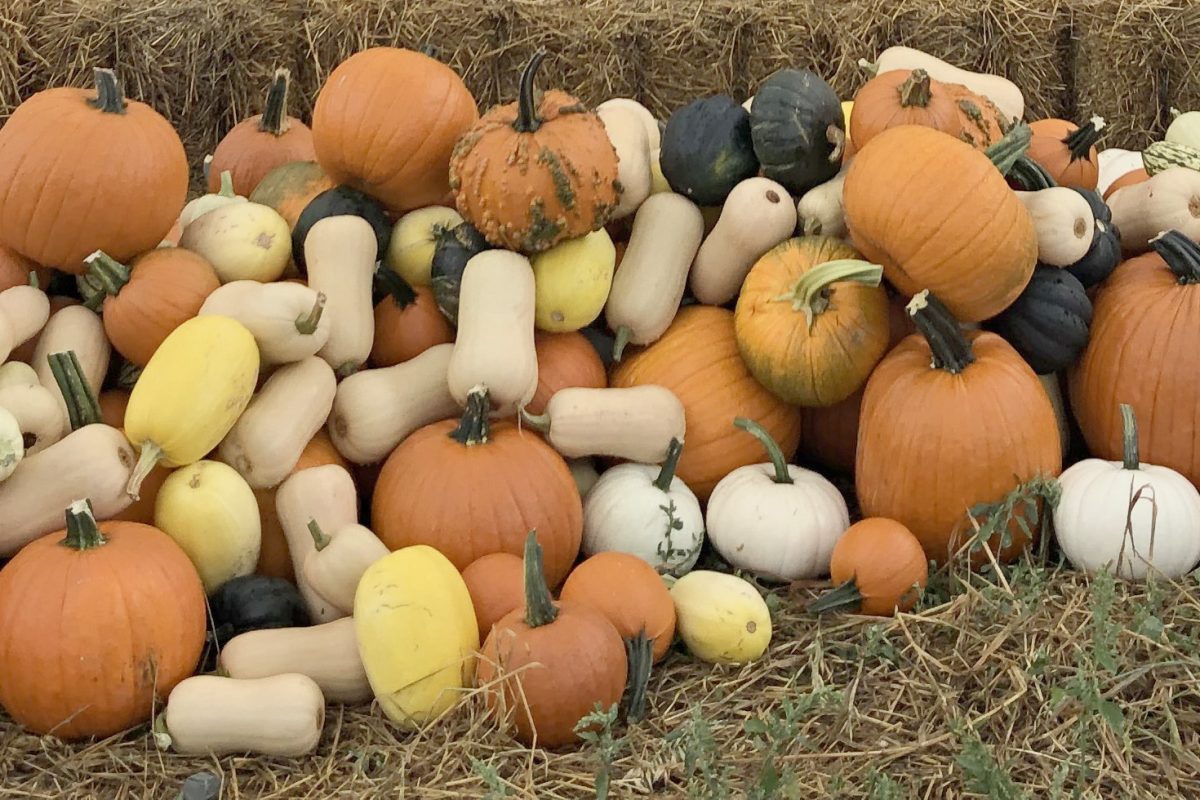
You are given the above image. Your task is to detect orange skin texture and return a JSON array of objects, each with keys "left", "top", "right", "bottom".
[
  {"left": 369, "top": 286, "right": 455, "bottom": 367},
  {"left": 1103, "top": 167, "right": 1149, "bottom": 200},
  {"left": 250, "top": 161, "right": 336, "bottom": 232},
  {"left": 856, "top": 329, "right": 1062, "bottom": 563},
  {"left": 0, "top": 82, "right": 188, "bottom": 274},
  {"left": 478, "top": 602, "right": 627, "bottom": 748},
  {"left": 611, "top": 305, "right": 802, "bottom": 501},
  {"left": 0, "top": 245, "right": 51, "bottom": 291},
  {"left": 528, "top": 331, "right": 607, "bottom": 416},
  {"left": 850, "top": 69, "right": 965, "bottom": 150},
  {"left": 1070, "top": 250, "right": 1200, "bottom": 487},
  {"left": 944, "top": 83, "right": 1007, "bottom": 149},
  {"left": 1028, "top": 118, "right": 1101, "bottom": 191},
  {"left": 462, "top": 552, "right": 525, "bottom": 643},
  {"left": 559, "top": 552, "right": 676, "bottom": 662},
  {"left": 208, "top": 118, "right": 316, "bottom": 199},
  {"left": 843, "top": 125, "right": 1037, "bottom": 323},
  {"left": 829, "top": 518, "right": 929, "bottom": 615},
  {"left": 0, "top": 519, "right": 205, "bottom": 739},
  {"left": 313, "top": 47, "right": 479, "bottom": 213}
]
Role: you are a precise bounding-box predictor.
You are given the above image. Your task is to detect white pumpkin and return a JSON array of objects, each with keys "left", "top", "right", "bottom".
[
  {"left": 582, "top": 439, "right": 704, "bottom": 576},
  {"left": 706, "top": 418, "right": 849, "bottom": 582},
  {"left": 1054, "top": 404, "right": 1200, "bottom": 580}
]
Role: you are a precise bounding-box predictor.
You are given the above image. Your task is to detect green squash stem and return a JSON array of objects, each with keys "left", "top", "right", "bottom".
[
  {"left": 622, "top": 632, "right": 654, "bottom": 722},
  {"left": 519, "top": 408, "right": 551, "bottom": 433},
  {"left": 27, "top": 270, "right": 38, "bottom": 289},
  {"left": 514, "top": 50, "right": 548, "bottom": 134},
  {"left": 856, "top": 58, "right": 879, "bottom": 77},
  {"left": 202, "top": 154, "right": 213, "bottom": 186},
  {"left": 62, "top": 499, "right": 107, "bottom": 551},
  {"left": 449, "top": 385, "right": 491, "bottom": 446},
  {"left": 75, "top": 274, "right": 106, "bottom": 311},
  {"left": 88, "top": 68, "right": 126, "bottom": 114},
  {"left": 308, "top": 519, "right": 332, "bottom": 550},
  {"left": 1119, "top": 403, "right": 1139, "bottom": 471},
  {"left": 906, "top": 290, "right": 975, "bottom": 374},
  {"left": 214, "top": 169, "right": 236, "bottom": 198},
  {"left": 808, "top": 578, "right": 863, "bottom": 614},
  {"left": 118, "top": 361, "right": 143, "bottom": 390},
  {"left": 258, "top": 68, "right": 292, "bottom": 137},
  {"left": 985, "top": 122, "right": 1032, "bottom": 176},
  {"left": 773, "top": 259, "right": 883, "bottom": 330},
  {"left": 48, "top": 350, "right": 101, "bottom": 431},
  {"left": 294, "top": 292, "right": 326, "bottom": 335},
  {"left": 522, "top": 530, "right": 558, "bottom": 628},
  {"left": 126, "top": 441, "right": 164, "bottom": 500},
  {"left": 1149, "top": 230, "right": 1200, "bottom": 285},
  {"left": 612, "top": 325, "right": 633, "bottom": 362},
  {"left": 734, "top": 417, "right": 793, "bottom": 484},
  {"left": 898, "top": 69, "right": 932, "bottom": 107},
  {"left": 1008, "top": 156, "right": 1057, "bottom": 190},
  {"left": 826, "top": 125, "right": 846, "bottom": 164},
  {"left": 652, "top": 438, "right": 684, "bottom": 492},
  {"left": 376, "top": 265, "right": 417, "bottom": 310},
  {"left": 83, "top": 250, "right": 132, "bottom": 298},
  {"left": 1064, "top": 116, "right": 1105, "bottom": 162}
]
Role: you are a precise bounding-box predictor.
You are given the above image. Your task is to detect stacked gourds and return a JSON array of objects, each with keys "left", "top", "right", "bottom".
[{"left": 0, "top": 39, "right": 1197, "bottom": 758}]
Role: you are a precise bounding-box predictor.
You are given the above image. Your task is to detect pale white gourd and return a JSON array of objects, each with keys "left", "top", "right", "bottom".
[
  {"left": 1015, "top": 188, "right": 1096, "bottom": 267},
  {"left": 275, "top": 464, "right": 358, "bottom": 623},
  {"left": 0, "top": 363, "right": 64, "bottom": 455},
  {"left": 1165, "top": 109, "right": 1200, "bottom": 150},
  {"left": 219, "top": 618, "right": 371, "bottom": 704},
  {"left": 179, "top": 201, "right": 291, "bottom": 283},
  {"left": 306, "top": 215, "right": 377, "bottom": 376},
  {"left": 0, "top": 285, "right": 49, "bottom": 364},
  {"left": 303, "top": 521, "right": 390, "bottom": 616},
  {"left": 865, "top": 46, "right": 1024, "bottom": 122},
  {"left": 32, "top": 305, "right": 110, "bottom": 423},
  {"left": 523, "top": 385, "right": 685, "bottom": 463},
  {"left": 795, "top": 163, "right": 849, "bottom": 238},
  {"left": 1096, "top": 148, "right": 1144, "bottom": 196},
  {"left": 1107, "top": 167, "right": 1200, "bottom": 253},
  {"left": 690, "top": 177, "right": 796, "bottom": 306},
  {"left": 0, "top": 406, "right": 23, "bottom": 481},
  {"left": 199, "top": 281, "right": 330, "bottom": 365},
  {"left": 597, "top": 105, "right": 652, "bottom": 219},
  {"left": 597, "top": 98, "right": 660, "bottom": 150}
]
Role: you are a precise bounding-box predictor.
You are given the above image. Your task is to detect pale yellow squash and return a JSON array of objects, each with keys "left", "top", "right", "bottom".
[
  {"left": 386, "top": 206, "right": 464, "bottom": 286},
  {"left": 669, "top": 570, "right": 772, "bottom": 664},
  {"left": 531, "top": 229, "right": 616, "bottom": 333},
  {"left": 179, "top": 201, "right": 291, "bottom": 283}
]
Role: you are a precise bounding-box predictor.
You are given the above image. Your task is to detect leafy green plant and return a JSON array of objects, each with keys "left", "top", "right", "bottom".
[
  {"left": 865, "top": 768, "right": 904, "bottom": 800},
  {"left": 744, "top": 688, "right": 843, "bottom": 799},
  {"left": 575, "top": 703, "right": 625, "bottom": 800},
  {"left": 953, "top": 720, "right": 1027, "bottom": 800},
  {"left": 665, "top": 705, "right": 734, "bottom": 800},
  {"left": 470, "top": 757, "right": 510, "bottom": 799}
]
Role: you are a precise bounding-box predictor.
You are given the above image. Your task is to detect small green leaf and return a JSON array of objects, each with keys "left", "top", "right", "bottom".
[{"left": 1098, "top": 700, "right": 1125, "bottom": 734}]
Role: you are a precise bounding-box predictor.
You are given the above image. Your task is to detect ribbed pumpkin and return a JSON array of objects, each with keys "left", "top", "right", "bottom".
[
  {"left": 1070, "top": 230, "right": 1200, "bottom": 487},
  {"left": 369, "top": 269, "right": 454, "bottom": 368},
  {"left": 449, "top": 51, "right": 620, "bottom": 253},
  {"left": 0, "top": 69, "right": 188, "bottom": 273},
  {"left": 843, "top": 124, "right": 1037, "bottom": 322},
  {"left": 529, "top": 331, "right": 607, "bottom": 415},
  {"left": 1028, "top": 117, "right": 1105, "bottom": 190},
  {"left": 312, "top": 47, "right": 479, "bottom": 213},
  {"left": 850, "top": 69, "right": 965, "bottom": 149},
  {"left": 372, "top": 386, "right": 583, "bottom": 587},
  {"left": 559, "top": 551, "right": 676, "bottom": 663},
  {"left": 857, "top": 291, "right": 1062, "bottom": 563},
  {"left": 611, "top": 305, "right": 802, "bottom": 500},
  {"left": 248, "top": 161, "right": 335, "bottom": 232}
]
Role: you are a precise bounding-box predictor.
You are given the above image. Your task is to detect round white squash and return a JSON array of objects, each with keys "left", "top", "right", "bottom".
[{"left": 179, "top": 201, "right": 292, "bottom": 283}]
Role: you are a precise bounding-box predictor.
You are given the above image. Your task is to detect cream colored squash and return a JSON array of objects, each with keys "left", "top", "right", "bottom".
[
  {"left": 275, "top": 464, "right": 357, "bottom": 623},
  {"left": 328, "top": 342, "right": 457, "bottom": 464},
  {"left": 531, "top": 229, "right": 616, "bottom": 333},
  {"left": 31, "top": 305, "right": 110, "bottom": 423},
  {"left": 0, "top": 406, "right": 23, "bottom": 482},
  {"left": 1096, "top": 148, "right": 1144, "bottom": 196},
  {"left": 670, "top": 570, "right": 772, "bottom": 664},
  {"left": 303, "top": 521, "right": 390, "bottom": 616},
  {"left": 796, "top": 163, "right": 848, "bottom": 238},
  {"left": 597, "top": 105, "right": 652, "bottom": 219},
  {"left": 690, "top": 177, "right": 796, "bottom": 305},
  {"left": 0, "top": 285, "right": 49, "bottom": 364},
  {"left": 1166, "top": 109, "right": 1200, "bottom": 150},
  {"left": 1107, "top": 167, "right": 1200, "bottom": 253},
  {"left": 864, "top": 46, "right": 1024, "bottom": 122},
  {"left": 178, "top": 168, "right": 247, "bottom": 229},
  {"left": 0, "top": 363, "right": 64, "bottom": 455},
  {"left": 386, "top": 206, "right": 464, "bottom": 287},
  {"left": 306, "top": 215, "right": 378, "bottom": 376},
  {"left": 1015, "top": 187, "right": 1096, "bottom": 267},
  {"left": 523, "top": 385, "right": 685, "bottom": 463},
  {"left": 199, "top": 280, "right": 330, "bottom": 365},
  {"left": 219, "top": 618, "right": 371, "bottom": 704},
  {"left": 597, "top": 98, "right": 660, "bottom": 150},
  {"left": 179, "top": 201, "right": 291, "bottom": 283}
]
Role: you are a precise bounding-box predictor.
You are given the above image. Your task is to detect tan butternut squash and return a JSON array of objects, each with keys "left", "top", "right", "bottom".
[
  {"left": 198, "top": 280, "right": 329, "bottom": 365},
  {"left": 328, "top": 343, "right": 457, "bottom": 464},
  {"left": 0, "top": 363, "right": 64, "bottom": 455},
  {"left": 303, "top": 521, "right": 389, "bottom": 615},
  {"left": 0, "top": 285, "right": 49, "bottom": 363},
  {"left": 597, "top": 98, "right": 661, "bottom": 150},
  {"left": 31, "top": 305, "right": 110, "bottom": 423},
  {"left": 305, "top": 216, "right": 377, "bottom": 376},
  {"left": 1107, "top": 166, "right": 1200, "bottom": 253},
  {"left": 1016, "top": 188, "right": 1095, "bottom": 267},
  {"left": 275, "top": 464, "right": 357, "bottom": 622},
  {"left": 796, "top": 163, "right": 848, "bottom": 238},
  {"left": 522, "top": 384, "right": 685, "bottom": 464},
  {"left": 597, "top": 105, "right": 652, "bottom": 219},
  {"left": 864, "top": 46, "right": 1024, "bottom": 122},
  {"left": 219, "top": 617, "right": 370, "bottom": 704}
]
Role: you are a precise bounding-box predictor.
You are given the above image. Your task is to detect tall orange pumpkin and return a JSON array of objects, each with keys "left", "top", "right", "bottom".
[
  {"left": 372, "top": 386, "right": 583, "bottom": 587},
  {"left": 611, "top": 305, "right": 802, "bottom": 500},
  {"left": 0, "top": 500, "right": 205, "bottom": 739},
  {"left": 312, "top": 48, "right": 479, "bottom": 213},
  {"left": 529, "top": 331, "right": 608, "bottom": 415},
  {"left": 1028, "top": 116, "right": 1105, "bottom": 190},
  {"left": 0, "top": 69, "right": 188, "bottom": 274}
]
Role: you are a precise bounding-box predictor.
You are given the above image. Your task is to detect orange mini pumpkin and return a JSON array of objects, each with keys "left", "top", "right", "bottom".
[
  {"left": 529, "top": 331, "right": 607, "bottom": 415},
  {"left": 449, "top": 51, "right": 620, "bottom": 253},
  {"left": 461, "top": 552, "right": 525, "bottom": 643},
  {"left": 369, "top": 270, "right": 454, "bottom": 368},
  {"left": 1028, "top": 116, "right": 1105, "bottom": 190},
  {"left": 809, "top": 517, "right": 928, "bottom": 616},
  {"left": 850, "top": 69, "right": 964, "bottom": 150},
  {"left": 559, "top": 551, "right": 676, "bottom": 662}
]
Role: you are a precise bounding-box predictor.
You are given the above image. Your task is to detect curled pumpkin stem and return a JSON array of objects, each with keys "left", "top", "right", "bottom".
[
  {"left": 612, "top": 325, "right": 632, "bottom": 362},
  {"left": 734, "top": 417, "right": 793, "bottom": 485},
  {"left": 126, "top": 440, "right": 164, "bottom": 500},
  {"left": 518, "top": 408, "right": 551, "bottom": 433},
  {"left": 514, "top": 49, "right": 548, "bottom": 134},
  {"left": 773, "top": 259, "right": 883, "bottom": 330},
  {"left": 826, "top": 125, "right": 846, "bottom": 163}
]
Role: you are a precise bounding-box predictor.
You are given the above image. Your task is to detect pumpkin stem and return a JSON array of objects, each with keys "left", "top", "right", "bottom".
[
  {"left": 202, "top": 154, "right": 213, "bottom": 185},
  {"left": 1149, "top": 230, "right": 1200, "bottom": 285},
  {"left": 857, "top": 57, "right": 879, "bottom": 77},
  {"left": 75, "top": 274, "right": 106, "bottom": 311},
  {"left": 258, "top": 68, "right": 292, "bottom": 137},
  {"left": 622, "top": 632, "right": 654, "bottom": 722},
  {"left": 375, "top": 265, "right": 417, "bottom": 309},
  {"left": 48, "top": 351, "right": 101, "bottom": 431},
  {"left": 307, "top": 519, "right": 332, "bottom": 551},
  {"left": 773, "top": 259, "right": 883, "bottom": 330},
  {"left": 216, "top": 169, "right": 236, "bottom": 199},
  {"left": 27, "top": 270, "right": 38, "bottom": 289},
  {"left": 1064, "top": 116, "right": 1105, "bottom": 162},
  {"left": 61, "top": 499, "right": 107, "bottom": 551},
  {"left": 652, "top": 438, "right": 684, "bottom": 492},
  {"left": 83, "top": 250, "right": 131, "bottom": 298},
  {"left": 612, "top": 325, "right": 632, "bottom": 362},
  {"left": 985, "top": 122, "right": 1032, "bottom": 176},
  {"left": 126, "top": 440, "right": 164, "bottom": 500},
  {"left": 418, "top": 43, "right": 441, "bottom": 60},
  {"left": 734, "top": 417, "right": 793, "bottom": 484},
  {"left": 1007, "top": 156, "right": 1058, "bottom": 190},
  {"left": 518, "top": 408, "right": 551, "bottom": 433},
  {"left": 808, "top": 578, "right": 863, "bottom": 614},
  {"left": 449, "top": 385, "right": 491, "bottom": 446},
  {"left": 88, "top": 68, "right": 127, "bottom": 114},
  {"left": 522, "top": 530, "right": 558, "bottom": 628},
  {"left": 898, "top": 69, "right": 932, "bottom": 107},
  {"left": 514, "top": 50, "right": 548, "bottom": 134},
  {"left": 1119, "top": 403, "right": 1140, "bottom": 471},
  {"left": 906, "top": 290, "right": 976, "bottom": 374},
  {"left": 826, "top": 125, "right": 845, "bottom": 164},
  {"left": 118, "top": 360, "right": 143, "bottom": 390},
  {"left": 295, "top": 292, "right": 326, "bottom": 335}
]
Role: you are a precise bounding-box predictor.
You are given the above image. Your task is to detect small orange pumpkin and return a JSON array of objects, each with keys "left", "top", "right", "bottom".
[
  {"left": 461, "top": 552, "right": 525, "bottom": 643},
  {"left": 809, "top": 517, "right": 928, "bottom": 616},
  {"left": 850, "top": 69, "right": 964, "bottom": 150},
  {"left": 1028, "top": 116, "right": 1105, "bottom": 190},
  {"left": 528, "top": 331, "right": 607, "bottom": 416},
  {"left": 559, "top": 551, "right": 676, "bottom": 662},
  {"left": 369, "top": 269, "right": 454, "bottom": 367}
]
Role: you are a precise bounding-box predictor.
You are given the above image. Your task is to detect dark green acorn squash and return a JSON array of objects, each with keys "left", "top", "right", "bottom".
[
  {"left": 208, "top": 575, "right": 309, "bottom": 646},
  {"left": 1065, "top": 189, "right": 1121, "bottom": 288},
  {"left": 659, "top": 96, "right": 759, "bottom": 206},
  {"left": 292, "top": 185, "right": 391, "bottom": 272},
  {"left": 988, "top": 266, "right": 1092, "bottom": 374},
  {"left": 750, "top": 69, "right": 844, "bottom": 194},
  {"left": 430, "top": 221, "right": 492, "bottom": 325}
]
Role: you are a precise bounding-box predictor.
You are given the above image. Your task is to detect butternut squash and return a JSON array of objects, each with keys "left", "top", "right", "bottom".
[
  {"left": 597, "top": 105, "right": 652, "bottom": 219},
  {"left": 305, "top": 215, "right": 377, "bottom": 377},
  {"left": 690, "top": 177, "right": 797, "bottom": 305},
  {"left": 198, "top": 280, "right": 330, "bottom": 365},
  {"left": 522, "top": 385, "right": 686, "bottom": 463},
  {"left": 275, "top": 464, "right": 357, "bottom": 623},
  {"left": 303, "top": 521, "right": 389, "bottom": 615},
  {"left": 0, "top": 363, "right": 64, "bottom": 455},
  {"left": 606, "top": 193, "right": 705, "bottom": 360},
  {"left": 219, "top": 618, "right": 371, "bottom": 704},
  {"left": 328, "top": 343, "right": 457, "bottom": 464},
  {"left": 1107, "top": 166, "right": 1200, "bottom": 253},
  {"left": 864, "top": 46, "right": 1024, "bottom": 122},
  {"left": 447, "top": 251, "right": 538, "bottom": 416},
  {"left": 0, "top": 285, "right": 49, "bottom": 364},
  {"left": 161, "top": 673, "right": 324, "bottom": 756},
  {"left": 597, "top": 98, "right": 661, "bottom": 150},
  {"left": 31, "top": 305, "right": 110, "bottom": 423},
  {"left": 1016, "top": 188, "right": 1096, "bottom": 267},
  {"left": 796, "top": 163, "right": 848, "bottom": 238}
]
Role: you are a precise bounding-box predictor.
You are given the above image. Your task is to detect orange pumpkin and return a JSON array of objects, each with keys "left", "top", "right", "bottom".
[
  {"left": 369, "top": 270, "right": 455, "bottom": 368},
  {"left": 611, "top": 305, "right": 802, "bottom": 500},
  {"left": 843, "top": 124, "right": 1036, "bottom": 322},
  {"left": 1028, "top": 117, "right": 1105, "bottom": 190},
  {"left": 1103, "top": 167, "right": 1149, "bottom": 200},
  {"left": 559, "top": 551, "right": 676, "bottom": 662},
  {"left": 809, "top": 517, "right": 928, "bottom": 616},
  {"left": 850, "top": 69, "right": 964, "bottom": 150},
  {"left": 528, "top": 331, "right": 607, "bottom": 415},
  {"left": 449, "top": 51, "right": 620, "bottom": 253},
  {"left": 98, "top": 389, "right": 130, "bottom": 429},
  {"left": 248, "top": 161, "right": 336, "bottom": 232},
  {"left": 945, "top": 83, "right": 1008, "bottom": 149},
  {"left": 312, "top": 47, "right": 479, "bottom": 213},
  {"left": 0, "top": 500, "right": 205, "bottom": 739},
  {"left": 856, "top": 291, "right": 1061, "bottom": 563},
  {"left": 84, "top": 249, "right": 220, "bottom": 366},
  {"left": 0, "top": 69, "right": 188, "bottom": 274},
  {"left": 0, "top": 245, "right": 50, "bottom": 291},
  {"left": 461, "top": 552, "right": 525, "bottom": 643},
  {"left": 208, "top": 68, "right": 317, "bottom": 197}
]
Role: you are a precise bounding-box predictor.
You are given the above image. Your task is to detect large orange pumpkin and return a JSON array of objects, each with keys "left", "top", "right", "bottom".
[
  {"left": 1028, "top": 116, "right": 1105, "bottom": 190},
  {"left": 248, "top": 161, "right": 336, "bottom": 232},
  {"left": 843, "top": 124, "right": 1036, "bottom": 322},
  {"left": 611, "top": 305, "right": 802, "bottom": 500},
  {"left": 372, "top": 386, "right": 583, "bottom": 587},
  {"left": 528, "top": 331, "right": 607, "bottom": 415},
  {"left": 559, "top": 551, "right": 676, "bottom": 662},
  {"left": 369, "top": 270, "right": 454, "bottom": 368},
  {"left": 449, "top": 51, "right": 620, "bottom": 253},
  {"left": 0, "top": 500, "right": 205, "bottom": 739},
  {"left": 0, "top": 69, "right": 188, "bottom": 274},
  {"left": 1070, "top": 230, "right": 1200, "bottom": 487},
  {"left": 312, "top": 47, "right": 479, "bottom": 213}
]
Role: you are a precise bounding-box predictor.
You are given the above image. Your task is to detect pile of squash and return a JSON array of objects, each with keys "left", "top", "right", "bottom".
[{"left": 0, "top": 41, "right": 1198, "bottom": 756}]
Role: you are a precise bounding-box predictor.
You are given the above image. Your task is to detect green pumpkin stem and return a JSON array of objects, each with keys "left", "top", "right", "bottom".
[
  {"left": 375, "top": 265, "right": 417, "bottom": 309},
  {"left": 88, "top": 68, "right": 126, "bottom": 114},
  {"left": 449, "top": 386, "right": 491, "bottom": 446},
  {"left": 118, "top": 360, "right": 143, "bottom": 390},
  {"left": 62, "top": 499, "right": 107, "bottom": 551},
  {"left": 126, "top": 440, "right": 164, "bottom": 500},
  {"left": 734, "top": 417, "right": 793, "bottom": 485},
  {"left": 1149, "top": 230, "right": 1200, "bottom": 285},
  {"left": 258, "top": 68, "right": 291, "bottom": 137},
  {"left": 1008, "top": 156, "right": 1058, "bottom": 190},
  {"left": 518, "top": 408, "right": 551, "bottom": 433},
  {"left": 906, "top": 290, "right": 975, "bottom": 374},
  {"left": 652, "top": 438, "right": 684, "bottom": 492},
  {"left": 612, "top": 325, "right": 632, "bottom": 362},
  {"left": 1120, "top": 403, "right": 1139, "bottom": 471},
  {"left": 308, "top": 519, "right": 332, "bottom": 551},
  {"left": 1065, "top": 116, "right": 1106, "bottom": 162},
  {"left": 985, "top": 122, "right": 1032, "bottom": 176},
  {"left": 622, "top": 632, "right": 654, "bottom": 722},
  {"left": 808, "top": 578, "right": 863, "bottom": 614},
  {"left": 75, "top": 274, "right": 106, "bottom": 311},
  {"left": 774, "top": 259, "right": 883, "bottom": 330},
  {"left": 857, "top": 58, "right": 880, "bottom": 77},
  {"left": 522, "top": 530, "right": 558, "bottom": 628},
  {"left": 27, "top": 270, "right": 38, "bottom": 289},
  {"left": 83, "top": 250, "right": 132, "bottom": 298},
  {"left": 216, "top": 170, "right": 236, "bottom": 199},
  {"left": 202, "top": 154, "right": 213, "bottom": 185},
  {"left": 514, "top": 50, "right": 548, "bottom": 134},
  {"left": 294, "top": 292, "right": 326, "bottom": 335},
  {"left": 48, "top": 351, "right": 101, "bottom": 431},
  {"left": 898, "top": 69, "right": 932, "bottom": 107}
]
